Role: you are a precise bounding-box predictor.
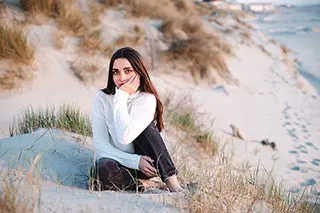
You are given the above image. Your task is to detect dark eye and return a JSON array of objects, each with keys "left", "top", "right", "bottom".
[
  {"left": 112, "top": 70, "right": 119, "bottom": 75},
  {"left": 124, "top": 70, "right": 132, "bottom": 74}
]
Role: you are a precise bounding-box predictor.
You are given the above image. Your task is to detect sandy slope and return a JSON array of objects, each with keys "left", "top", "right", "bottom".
[
  {"left": 0, "top": 129, "right": 182, "bottom": 213},
  {"left": 0, "top": 3, "right": 319, "bottom": 211},
  {"left": 0, "top": 24, "right": 96, "bottom": 138},
  {"left": 152, "top": 40, "right": 320, "bottom": 195}
]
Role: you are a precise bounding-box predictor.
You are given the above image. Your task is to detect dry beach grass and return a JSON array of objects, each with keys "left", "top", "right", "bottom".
[
  {"left": 2, "top": 100, "right": 318, "bottom": 212},
  {"left": 0, "top": 21, "right": 34, "bottom": 65},
  {"left": 0, "top": 154, "right": 41, "bottom": 213},
  {"left": 170, "top": 145, "right": 318, "bottom": 212},
  {"left": 0, "top": 0, "right": 319, "bottom": 212},
  {"left": 1, "top": 0, "right": 242, "bottom": 88},
  {"left": 9, "top": 105, "right": 92, "bottom": 137},
  {"left": 101, "top": 0, "right": 233, "bottom": 82},
  {"left": 0, "top": 20, "right": 35, "bottom": 90}
]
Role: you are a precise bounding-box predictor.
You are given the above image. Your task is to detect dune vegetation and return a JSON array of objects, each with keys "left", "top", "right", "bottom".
[
  {"left": 9, "top": 105, "right": 92, "bottom": 137},
  {"left": 15, "top": 0, "right": 239, "bottom": 84},
  {"left": 0, "top": 0, "right": 318, "bottom": 212},
  {"left": 0, "top": 20, "right": 35, "bottom": 89},
  {"left": 4, "top": 94, "right": 319, "bottom": 212}
]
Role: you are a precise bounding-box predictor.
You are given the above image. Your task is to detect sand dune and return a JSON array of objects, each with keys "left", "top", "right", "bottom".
[
  {"left": 0, "top": 129, "right": 181, "bottom": 213},
  {"left": 1, "top": 1, "right": 319, "bottom": 211},
  {"left": 152, "top": 40, "right": 320, "bottom": 196}
]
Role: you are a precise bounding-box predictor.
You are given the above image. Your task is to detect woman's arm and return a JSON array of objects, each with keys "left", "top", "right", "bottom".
[
  {"left": 113, "top": 89, "right": 156, "bottom": 145},
  {"left": 92, "top": 93, "right": 141, "bottom": 170}
]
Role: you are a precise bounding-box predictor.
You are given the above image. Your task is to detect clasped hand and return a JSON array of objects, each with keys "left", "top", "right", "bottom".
[
  {"left": 119, "top": 75, "right": 140, "bottom": 95},
  {"left": 139, "top": 156, "right": 157, "bottom": 178}
]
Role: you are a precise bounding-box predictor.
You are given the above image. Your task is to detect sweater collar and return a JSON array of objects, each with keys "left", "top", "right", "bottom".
[
  {"left": 128, "top": 90, "right": 141, "bottom": 101},
  {"left": 115, "top": 87, "right": 141, "bottom": 101}
]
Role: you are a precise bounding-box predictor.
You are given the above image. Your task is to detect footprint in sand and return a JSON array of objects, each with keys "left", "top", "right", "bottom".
[
  {"left": 290, "top": 165, "right": 300, "bottom": 171},
  {"left": 282, "top": 105, "right": 315, "bottom": 145},
  {"left": 287, "top": 128, "right": 300, "bottom": 141},
  {"left": 296, "top": 145, "right": 308, "bottom": 154},
  {"left": 297, "top": 145, "right": 307, "bottom": 149},
  {"left": 282, "top": 105, "right": 302, "bottom": 142},
  {"left": 301, "top": 125, "right": 308, "bottom": 133},
  {"left": 289, "top": 187, "right": 300, "bottom": 193},
  {"left": 283, "top": 121, "right": 292, "bottom": 128},
  {"left": 300, "top": 168, "right": 309, "bottom": 173},
  {"left": 282, "top": 104, "right": 291, "bottom": 113},
  {"left": 300, "top": 179, "right": 316, "bottom": 187},
  {"left": 305, "top": 142, "right": 318, "bottom": 150},
  {"left": 300, "top": 150, "right": 308, "bottom": 154},
  {"left": 297, "top": 159, "right": 307, "bottom": 164},
  {"left": 311, "top": 159, "right": 320, "bottom": 166}
]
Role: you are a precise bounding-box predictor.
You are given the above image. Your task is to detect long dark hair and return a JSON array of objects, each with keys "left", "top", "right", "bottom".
[{"left": 102, "top": 47, "right": 164, "bottom": 132}]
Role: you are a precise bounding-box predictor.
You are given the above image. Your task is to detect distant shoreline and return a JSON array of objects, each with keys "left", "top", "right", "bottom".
[
  {"left": 250, "top": 8, "right": 320, "bottom": 96},
  {"left": 299, "top": 67, "right": 320, "bottom": 95}
]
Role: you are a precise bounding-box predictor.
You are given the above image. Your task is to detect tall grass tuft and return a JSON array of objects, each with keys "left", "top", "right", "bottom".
[
  {"left": 78, "top": 29, "right": 104, "bottom": 55},
  {"left": 166, "top": 36, "right": 232, "bottom": 81},
  {"left": 163, "top": 91, "right": 218, "bottom": 156},
  {"left": 20, "top": 0, "right": 89, "bottom": 36},
  {"left": 9, "top": 105, "right": 92, "bottom": 137},
  {"left": 19, "top": 0, "right": 58, "bottom": 16},
  {"left": 89, "top": 1, "right": 102, "bottom": 26},
  {"left": 0, "top": 21, "right": 35, "bottom": 65},
  {"left": 169, "top": 144, "right": 318, "bottom": 212},
  {"left": 100, "top": 0, "right": 233, "bottom": 81},
  {"left": 102, "top": 0, "right": 120, "bottom": 8},
  {"left": 52, "top": 30, "right": 65, "bottom": 49},
  {"left": 0, "top": 67, "right": 34, "bottom": 90},
  {"left": 56, "top": 0, "right": 88, "bottom": 36},
  {"left": 70, "top": 57, "right": 105, "bottom": 82},
  {"left": 101, "top": 0, "right": 178, "bottom": 21},
  {"left": 0, "top": 154, "right": 41, "bottom": 213}
]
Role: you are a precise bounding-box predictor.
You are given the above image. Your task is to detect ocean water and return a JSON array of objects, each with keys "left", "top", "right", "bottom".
[{"left": 251, "top": 4, "right": 320, "bottom": 95}]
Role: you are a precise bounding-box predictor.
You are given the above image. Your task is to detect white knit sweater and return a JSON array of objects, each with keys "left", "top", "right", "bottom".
[{"left": 91, "top": 88, "right": 157, "bottom": 170}]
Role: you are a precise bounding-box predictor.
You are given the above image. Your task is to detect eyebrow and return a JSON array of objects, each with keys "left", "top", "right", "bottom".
[{"left": 112, "top": 67, "right": 133, "bottom": 70}]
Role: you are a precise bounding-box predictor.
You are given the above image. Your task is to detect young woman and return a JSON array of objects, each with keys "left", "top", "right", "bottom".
[{"left": 91, "top": 47, "right": 181, "bottom": 192}]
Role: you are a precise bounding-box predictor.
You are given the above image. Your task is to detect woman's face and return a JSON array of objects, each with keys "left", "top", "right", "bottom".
[{"left": 112, "top": 58, "right": 138, "bottom": 88}]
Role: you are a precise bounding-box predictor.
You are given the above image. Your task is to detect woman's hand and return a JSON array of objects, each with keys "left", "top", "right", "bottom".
[
  {"left": 120, "top": 75, "right": 140, "bottom": 95},
  {"left": 139, "top": 156, "right": 157, "bottom": 178}
]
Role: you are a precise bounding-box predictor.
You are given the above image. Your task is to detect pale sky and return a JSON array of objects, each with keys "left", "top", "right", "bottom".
[{"left": 236, "top": 0, "right": 320, "bottom": 5}]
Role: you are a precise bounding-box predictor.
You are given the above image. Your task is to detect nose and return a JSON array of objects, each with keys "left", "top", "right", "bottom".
[{"left": 119, "top": 73, "right": 126, "bottom": 82}]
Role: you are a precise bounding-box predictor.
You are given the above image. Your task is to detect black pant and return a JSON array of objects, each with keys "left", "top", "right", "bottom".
[{"left": 91, "top": 122, "right": 177, "bottom": 191}]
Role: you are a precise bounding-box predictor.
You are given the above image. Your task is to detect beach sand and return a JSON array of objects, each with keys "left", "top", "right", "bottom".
[
  {"left": 0, "top": 2, "right": 319, "bottom": 212},
  {"left": 0, "top": 129, "right": 182, "bottom": 212},
  {"left": 152, "top": 39, "right": 320, "bottom": 195}
]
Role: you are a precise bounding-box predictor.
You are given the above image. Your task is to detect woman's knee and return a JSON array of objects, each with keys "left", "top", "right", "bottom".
[
  {"left": 95, "top": 158, "right": 121, "bottom": 177},
  {"left": 135, "top": 122, "right": 163, "bottom": 144},
  {"left": 91, "top": 158, "right": 123, "bottom": 189},
  {"left": 91, "top": 158, "right": 141, "bottom": 191}
]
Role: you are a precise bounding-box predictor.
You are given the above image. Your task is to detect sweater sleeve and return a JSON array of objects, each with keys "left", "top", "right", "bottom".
[
  {"left": 92, "top": 93, "right": 141, "bottom": 170},
  {"left": 113, "top": 89, "right": 156, "bottom": 145}
]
